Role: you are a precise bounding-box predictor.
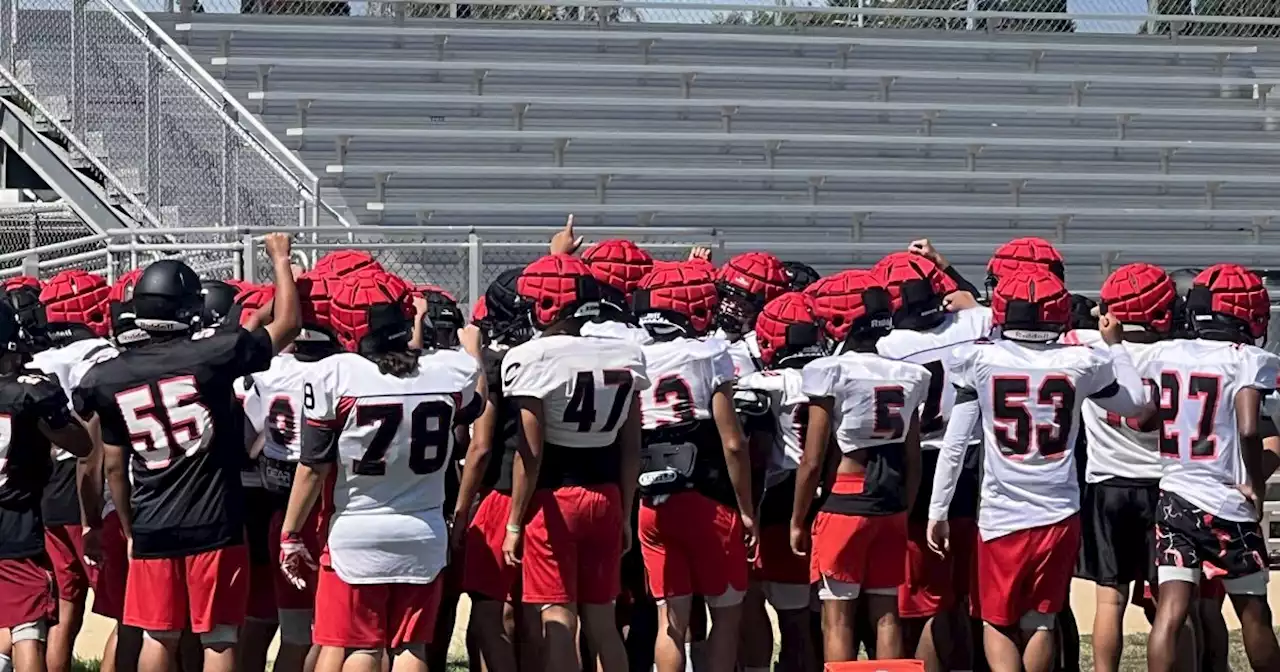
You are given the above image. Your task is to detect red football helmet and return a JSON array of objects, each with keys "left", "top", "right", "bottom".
[
  {"left": 39, "top": 269, "right": 110, "bottom": 338},
  {"left": 312, "top": 250, "right": 384, "bottom": 278},
  {"left": 632, "top": 265, "right": 719, "bottom": 337},
  {"left": 1099, "top": 263, "right": 1176, "bottom": 334},
  {"left": 470, "top": 296, "right": 488, "bottom": 325},
  {"left": 755, "top": 292, "right": 827, "bottom": 368},
  {"left": 329, "top": 269, "right": 414, "bottom": 353},
  {"left": 517, "top": 254, "right": 606, "bottom": 328},
  {"left": 4, "top": 276, "right": 40, "bottom": 292},
  {"left": 234, "top": 283, "right": 275, "bottom": 327},
  {"left": 107, "top": 269, "right": 147, "bottom": 344},
  {"left": 582, "top": 239, "right": 654, "bottom": 297},
  {"left": 296, "top": 271, "right": 342, "bottom": 342},
  {"left": 873, "top": 252, "right": 958, "bottom": 329},
  {"left": 414, "top": 283, "right": 457, "bottom": 304},
  {"left": 716, "top": 252, "right": 790, "bottom": 335},
  {"left": 987, "top": 237, "right": 1065, "bottom": 288},
  {"left": 992, "top": 268, "right": 1071, "bottom": 342},
  {"left": 807, "top": 269, "right": 894, "bottom": 344},
  {"left": 1187, "top": 264, "right": 1270, "bottom": 341}
]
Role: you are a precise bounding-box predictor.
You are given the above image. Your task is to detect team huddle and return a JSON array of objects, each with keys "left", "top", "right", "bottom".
[{"left": 0, "top": 226, "right": 1279, "bottom": 672}]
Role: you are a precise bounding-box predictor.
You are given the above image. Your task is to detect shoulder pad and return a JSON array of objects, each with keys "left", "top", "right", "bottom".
[{"left": 733, "top": 389, "right": 772, "bottom": 416}]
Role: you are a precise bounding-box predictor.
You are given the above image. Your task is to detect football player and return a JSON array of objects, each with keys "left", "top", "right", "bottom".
[
  {"left": 714, "top": 252, "right": 790, "bottom": 376},
  {"left": 793, "top": 269, "right": 931, "bottom": 663},
  {"left": 278, "top": 267, "right": 483, "bottom": 672},
  {"left": 984, "top": 237, "right": 1066, "bottom": 300},
  {"left": 781, "top": 261, "right": 820, "bottom": 293},
  {"left": 629, "top": 265, "right": 754, "bottom": 672},
  {"left": 72, "top": 233, "right": 301, "bottom": 672},
  {"left": 0, "top": 298, "right": 93, "bottom": 672},
  {"left": 499, "top": 254, "right": 649, "bottom": 672},
  {"left": 418, "top": 285, "right": 465, "bottom": 350},
  {"left": 1143, "top": 264, "right": 1280, "bottom": 672},
  {"left": 927, "top": 267, "right": 1152, "bottom": 672},
  {"left": 310, "top": 249, "right": 383, "bottom": 279},
  {"left": 1064, "top": 263, "right": 1173, "bottom": 672},
  {"left": 873, "top": 251, "right": 991, "bottom": 672},
  {"left": 30, "top": 269, "right": 112, "bottom": 672},
  {"left": 240, "top": 271, "right": 343, "bottom": 672},
  {"left": 455, "top": 269, "right": 538, "bottom": 672},
  {"left": 579, "top": 239, "right": 654, "bottom": 344},
  {"left": 736, "top": 292, "right": 831, "bottom": 672}
]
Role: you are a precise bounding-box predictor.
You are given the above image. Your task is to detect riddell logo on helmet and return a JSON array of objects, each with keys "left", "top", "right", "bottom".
[
  {"left": 871, "top": 317, "right": 893, "bottom": 329},
  {"left": 571, "top": 302, "right": 602, "bottom": 319},
  {"left": 733, "top": 277, "right": 751, "bottom": 288}
]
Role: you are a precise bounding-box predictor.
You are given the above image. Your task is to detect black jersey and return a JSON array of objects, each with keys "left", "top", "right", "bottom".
[
  {"left": 480, "top": 347, "right": 518, "bottom": 493},
  {"left": 0, "top": 371, "right": 75, "bottom": 559},
  {"left": 72, "top": 328, "right": 274, "bottom": 558}
]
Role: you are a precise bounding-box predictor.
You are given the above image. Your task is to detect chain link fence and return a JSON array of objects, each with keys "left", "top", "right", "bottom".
[{"left": 168, "top": 0, "right": 1280, "bottom": 37}]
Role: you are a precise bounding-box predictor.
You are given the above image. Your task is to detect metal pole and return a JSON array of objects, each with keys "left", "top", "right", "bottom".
[
  {"left": 242, "top": 234, "right": 256, "bottom": 282},
  {"left": 468, "top": 233, "right": 482, "bottom": 309},
  {"left": 70, "top": 0, "right": 86, "bottom": 137}
]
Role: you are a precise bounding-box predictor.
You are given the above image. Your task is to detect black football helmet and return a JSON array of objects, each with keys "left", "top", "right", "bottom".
[
  {"left": 782, "top": 261, "right": 820, "bottom": 292},
  {"left": 200, "top": 280, "right": 240, "bottom": 329},
  {"left": 2, "top": 284, "right": 48, "bottom": 352},
  {"left": 133, "top": 259, "right": 204, "bottom": 334},
  {"left": 424, "top": 289, "right": 464, "bottom": 349},
  {"left": 483, "top": 269, "right": 532, "bottom": 346}
]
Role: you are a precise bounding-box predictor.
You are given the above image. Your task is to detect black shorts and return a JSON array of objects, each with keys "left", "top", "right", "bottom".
[
  {"left": 1154, "top": 490, "right": 1268, "bottom": 581},
  {"left": 1076, "top": 478, "right": 1159, "bottom": 587}
]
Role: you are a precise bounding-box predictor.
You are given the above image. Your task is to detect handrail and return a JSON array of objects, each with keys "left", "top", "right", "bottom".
[
  {"left": 0, "top": 233, "right": 109, "bottom": 264},
  {"left": 104, "top": 0, "right": 354, "bottom": 228},
  {"left": 100, "top": 224, "right": 718, "bottom": 236}
]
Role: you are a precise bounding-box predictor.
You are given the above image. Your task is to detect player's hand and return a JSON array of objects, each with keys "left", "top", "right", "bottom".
[
  {"left": 126, "top": 535, "right": 134, "bottom": 560},
  {"left": 263, "top": 232, "right": 293, "bottom": 263},
  {"left": 740, "top": 511, "right": 759, "bottom": 562},
  {"left": 926, "top": 519, "right": 950, "bottom": 558},
  {"left": 279, "top": 531, "right": 317, "bottom": 590},
  {"left": 789, "top": 522, "right": 810, "bottom": 557},
  {"left": 908, "top": 239, "right": 950, "bottom": 269},
  {"left": 1099, "top": 313, "right": 1124, "bottom": 345},
  {"left": 502, "top": 526, "right": 523, "bottom": 567},
  {"left": 448, "top": 510, "right": 471, "bottom": 554},
  {"left": 1237, "top": 483, "right": 1263, "bottom": 521},
  {"left": 81, "top": 527, "right": 101, "bottom": 568},
  {"left": 943, "top": 290, "right": 978, "bottom": 313},
  {"left": 458, "top": 324, "right": 483, "bottom": 358},
  {"left": 412, "top": 293, "right": 429, "bottom": 319},
  {"left": 549, "top": 214, "right": 583, "bottom": 256},
  {"left": 688, "top": 246, "right": 712, "bottom": 264}
]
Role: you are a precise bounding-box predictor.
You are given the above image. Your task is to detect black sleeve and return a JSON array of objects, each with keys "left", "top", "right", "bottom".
[
  {"left": 200, "top": 328, "right": 275, "bottom": 379},
  {"left": 944, "top": 266, "right": 980, "bottom": 297},
  {"left": 953, "top": 384, "right": 978, "bottom": 405},
  {"left": 25, "top": 376, "right": 72, "bottom": 430},
  {"left": 300, "top": 418, "right": 339, "bottom": 466},
  {"left": 1088, "top": 381, "right": 1122, "bottom": 400}
]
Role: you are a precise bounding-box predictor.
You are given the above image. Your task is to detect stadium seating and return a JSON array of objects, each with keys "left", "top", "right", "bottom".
[{"left": 160, "top": 10, "right": 1280, "bottom": 285}]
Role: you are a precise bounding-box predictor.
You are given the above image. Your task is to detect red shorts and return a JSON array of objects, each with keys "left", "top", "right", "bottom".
[
  {"left": 809, "top": 473, "right": 907, "bottom": 591},
  {"left": 123, "top": 544, "right": 250, "bottom": 633},
  {"left": 312, "top": 564, "right": 443, "bottom": 648},
  {"left": 638, "top": 491, "right": 748, "bottom": 601},
  {"left": 267, "top": 507, "right": 326, "bottom": 612},
  {"left": 753, "top": 522, "right": 809, "bottom": 587},
  {"left": 461, "top": 490, "right": 520, "bottom": 602},
  {"left": 91, "top": 513, "right": 129, "bottom": 620},
  {"left": 522, "top": 484, "right": 623, "bottom": 605},
  {"left": 899, "top": 517, "right": 977, "bottom": 619},
  {"left": 45, "top": 524, "right": 94, "bottom": 602},
  {"left": 0, "top": 554, "right": 57, "bottom": 629},
  {"left": 972, "top": 516, "right": 1080, "bottom": 628}
]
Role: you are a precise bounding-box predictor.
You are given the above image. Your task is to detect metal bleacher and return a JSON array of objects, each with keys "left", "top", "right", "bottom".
[{"left": 163, "top": 2, "right": 1280, "bottom": 285}]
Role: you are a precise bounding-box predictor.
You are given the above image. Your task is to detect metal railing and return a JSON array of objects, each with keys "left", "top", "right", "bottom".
[
  {"left": 170, "top": 0, "right": 1280, "bottom": 39},
  {"left": 0, "top": 0, "right": 353, "bottom": 240}
]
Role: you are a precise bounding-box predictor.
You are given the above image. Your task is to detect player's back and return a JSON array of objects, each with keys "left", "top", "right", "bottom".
[
  {"left": 304, "top": 349, "right": 480, "bottom": 584},
  {"left": 1067, "top": 329, "right": 1164, "bottom": 483},
  {"left": 736, "top": 368, "right": 807, "bottom": 483},
  {"left": 954, "top": 338, "right": 1115, "bottom": 537},
  {"left": 802, "top": 350, "right": 932, "bottom": 453},
  {"left": 877, "top": 307, "right": 992, "bottom": 445},
  {"left": 501, "top": 334, "right": 648, "bottom": 487},
  {"left": 1143, "top": 338, "right": 1280, "bottom": 522},
  {"left": 0, "top": 372, "right": 67, "bottom": 560},
  {"left": 244, "top": 353, "right": 317, "bottom": 492},
  {"left": 72, "top": 328, "right": 274, "bottom": 557}
]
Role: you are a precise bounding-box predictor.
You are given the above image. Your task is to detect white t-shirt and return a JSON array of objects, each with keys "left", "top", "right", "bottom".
[
  {"left": 801, "top": 351, "right": 931, "bottom": 455},
  {"left": 302, "top": 350, "right": 480, "bottom": 584},
  {"left": 1143, "top": 339, "right": 1280, "bottom": 523}
]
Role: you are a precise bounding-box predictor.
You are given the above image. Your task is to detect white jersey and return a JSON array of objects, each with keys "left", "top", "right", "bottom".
[
  {"left": 737, "top": 368, "right": 808, "bottom": 483},
  {"left": 302, "top": 350, "right": 481, "bottom": 584},
  {"left": 1065, "top": 330, "right": 1165, "bottom": 483},
  {"left": 801, "top": 351, "right": 931, "bottom": 455},
  {"left": 933, "top": 339, "right": 1137, "bottom": 540},
  {"left": 714, "top": 329, "right": 761, "bottom": 376},
  {"left": 501, "top": 334, "right": 649, "bottom": 449},
  {"left": 242, "top": 353, "right": 316, "bottom": 464},
  {"left": 54, "top": 340, "right": 121, "bottom": 517},
  {"left": 29, "top": 338, "right": 115, "bottom": 461},
  {"left": 580, "top": 320, "right": 654, "bottom": 345},
  {"left": 1143, "top": 339, "right": 1280, "bottom": 523},
  {"left": 876, "top": 307, "right": 992, "bottom": 450},
  {"left": 639, "top": 337, "right": 734, "bottom": 429}
]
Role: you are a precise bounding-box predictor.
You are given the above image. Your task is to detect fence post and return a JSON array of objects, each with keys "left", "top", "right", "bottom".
[
  {"left": 70, "top": 0, "right": 86, "bottom": 137},
  {"left": 242, "top": 234, "right": 256, "bottom": 282},
  {"left": 468, "top": 233, "right": 482, "bottom": 309},
  {"left": 1, "top": 0, "right": 12, "bottom": 74},
  {"left": 20, "top": 253, "right": 37, "bottom": 278}
]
